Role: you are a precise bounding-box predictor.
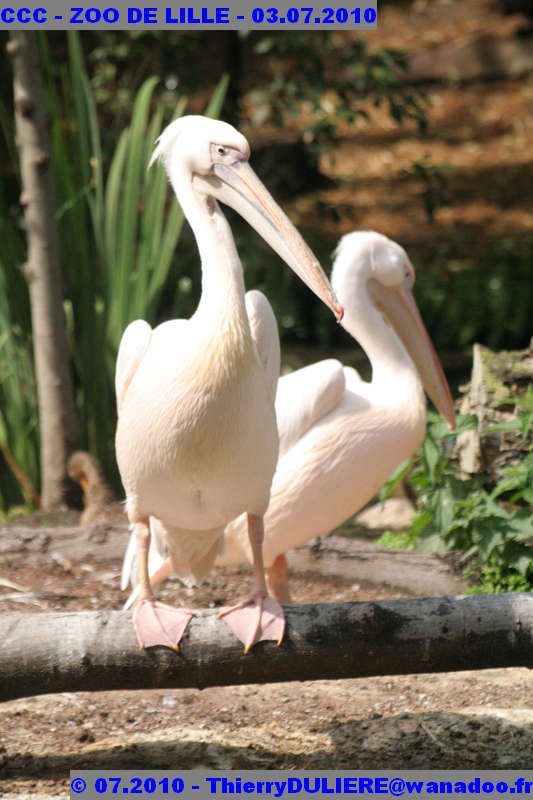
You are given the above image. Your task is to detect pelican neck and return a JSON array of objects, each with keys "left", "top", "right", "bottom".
[
  {"left": 341, "top": 277, "right": 419, "bottom": 390},
  {"left": 171, "top": 168, "right": 248, "bottom": 322}
]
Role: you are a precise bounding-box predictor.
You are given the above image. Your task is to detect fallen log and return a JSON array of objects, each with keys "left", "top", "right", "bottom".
[
  {"left": 287, "top": 535, "right": 465, "bottom": 595},
  {"left": 0, "top": 524, "right": 129, "bottom": 565},
  {"left": 0, "top": 525, "right": 465, "bottom": 595},
  {"left": 2, "top": 593, "right": 533, "bottom": 703}
]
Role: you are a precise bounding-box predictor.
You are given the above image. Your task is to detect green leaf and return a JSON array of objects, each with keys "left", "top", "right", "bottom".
[
  {"left": 507, "top": 509, "right": 533, "bottom": 542},
  {"left": 483, "top": 419, "right": 523, "bottom": 434},
  {"left": 204, "top": 73, "right": 230, "bottom": 118},
  {"left": 416, "top": 531, "right": 447, "bottom": 553},
  {"left": 471, "top": 519, "right": 506, "bottom": 561},
  {"left": 434, "top": 485, "right": 456, "bottom": 533},
  {"left": 454, "top": 413, "right": 479, "bottom": 434},
  {"left": 104, "top": 129, "right": 129, "bottom": 293},
  {"left": 113, "top": 76, "right": 159, "bottom": 336},
  {"left": 521, "top": 410, "right": 533, "bottom": 438},
  {"left": 504, "top": 541, "right": 533, "bottom": 576},
  {"left": 379, "top": 457, "right": 413, "bottom": 502},
  {"left": 409, "top": 509, "right": 432, "bottom": 538},
  {"left": 422, "top": 433, "right": 441, "bottom": 482}
]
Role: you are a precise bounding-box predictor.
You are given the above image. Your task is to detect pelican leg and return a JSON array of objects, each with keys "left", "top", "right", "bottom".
[
  {"left": 123, "top": 556, "right": 173, "bottom": 611},
  {"left": 265, "top": 554, "right": 292, "bottom": 604},
  {"left": 218, "top": 514, "right": 285, "bottom": 652},
  {"left": 133, "top": 521, "right": 194, "bottom": 651}
]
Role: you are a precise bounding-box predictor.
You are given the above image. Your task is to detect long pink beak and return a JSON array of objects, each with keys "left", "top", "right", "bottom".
[
  {"left": 369, "top": 278, "right": 456, "bottom": 430},
  {"left": 194, "top": 160, "right": 343, "bottom": 323}
]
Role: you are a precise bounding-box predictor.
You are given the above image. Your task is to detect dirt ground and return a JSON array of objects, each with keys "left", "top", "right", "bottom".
[
  {"left": 2, "top": 549, "right": 533, "bottom": 798},
  {"left": 3, "top": 1, "right": 533, "bottom": 795}
]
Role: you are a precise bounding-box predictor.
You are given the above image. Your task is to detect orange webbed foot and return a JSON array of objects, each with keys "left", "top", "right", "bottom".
[
  {"left": 133, "top": 597, "right": 195, "bottom": 651},
  {"left": 218, "top": 591, "right": 285, "bottom": 653}
]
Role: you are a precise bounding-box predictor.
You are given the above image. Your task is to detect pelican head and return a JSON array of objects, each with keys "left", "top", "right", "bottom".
[
  {"left": 150, "top": 115, "right": 343, "bottom": 321},
  {"left": 150, "top": 116, "right": 250, "bottom": 175},
  {"left": 333, "top": 231, "right": 456, "bottom": 430}
]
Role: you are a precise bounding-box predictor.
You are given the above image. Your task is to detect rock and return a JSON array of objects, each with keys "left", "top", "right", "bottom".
[
  {"left": 456, "top": 339, "right": 533, "bottom": 480},
  {"left": 355, "top": 498, "right": 415, "bottom": 532}
]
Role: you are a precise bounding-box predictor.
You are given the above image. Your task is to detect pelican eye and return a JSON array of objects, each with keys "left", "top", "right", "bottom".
[{"left": 216, "top": 146, "right": 227, "bottom": 156}]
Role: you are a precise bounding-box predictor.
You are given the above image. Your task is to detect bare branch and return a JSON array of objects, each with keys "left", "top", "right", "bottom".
[{"left": 1, "top": 593, "right": 533, "bottom": 703}]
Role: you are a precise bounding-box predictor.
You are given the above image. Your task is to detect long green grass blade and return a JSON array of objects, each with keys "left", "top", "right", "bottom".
[
  {"left": 204, "top": 73, "right": 230, "bottom": 119},
  {"left": 111, "top": 76, "right": 159, "bottom": 341},
  {"left": 104, "top": 129, "right": 129, "bottom": 290},
  {"left": 142, "top": 96, "right": 188, "bottom": 315},
  {"left": 133, "top": 106, "right": 166, "bottom": 309},
  {"left": 69, "top": 32, "right": 105, "bottom": 264}
]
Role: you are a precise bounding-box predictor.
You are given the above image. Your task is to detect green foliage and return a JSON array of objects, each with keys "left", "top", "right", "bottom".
[
  {"left": 376, "top": 529, "right": 415, "bottom": 550},
  {"left": 381, "top": 402, "right": 533, "bottom": 593},
  {"left": 465, "top": 557, "right": 532, "bottom": 595},
  {"left": 405, "top": 158, "right": 453, "bottom": 222},
  {"left": 249, "top": 33, "right": 428, "bottom": 156},
  {"left": 0, "top": 272, "right": 39, "bottom": 510},
  {"left": 0, "top": 116, "right": 39, "bottom": 510},
  {"left": 415, "top": 234, "right": 533, "bottom": 353},
  {"left": 35, "top": 34, "right": 533, "bottom": 354},
  {"left": 25, "top": 33, "right": 533, "bottom": 355},
  {"left": 0, "top": 32, "right": 228, "bottom": 505},
  {"left": 484, "top": 386, "right": 533, "bottom": 444},
  {"left": 75, "top": 33, "right": 428, "bottom": 145},
  {"left": 0, "top": 504, "right": 28, "bottom": 524}
]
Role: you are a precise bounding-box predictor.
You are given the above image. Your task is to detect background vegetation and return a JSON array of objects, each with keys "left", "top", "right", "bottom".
[
  {"left": 1, "top": 22, "right": 532, "bottom": 591},
  {"left": 380, "top": 394, "right": 533, "bottom": 593}
]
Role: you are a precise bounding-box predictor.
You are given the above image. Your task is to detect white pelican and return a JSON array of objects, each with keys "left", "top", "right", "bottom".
[
  {"left": 115, "top": 115, "right": 342, "bottom": 652},
  {"left": 123, "top": 231, "right": 455, "bottom": 604}
]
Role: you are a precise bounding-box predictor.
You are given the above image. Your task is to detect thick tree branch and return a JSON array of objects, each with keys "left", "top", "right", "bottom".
[{"left": 1, "top": 593, "right": 533, "bottom": 703}]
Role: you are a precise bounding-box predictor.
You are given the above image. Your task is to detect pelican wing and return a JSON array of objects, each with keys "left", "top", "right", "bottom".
[
  {"left": 115, "top": 319, "right": 152, "bottom": 413},
  {"left": 275, "top": 359, "right": 346, "bottom": 455},
  {"left": 245, "top": 290, "right": 280, "bottom": 401}
]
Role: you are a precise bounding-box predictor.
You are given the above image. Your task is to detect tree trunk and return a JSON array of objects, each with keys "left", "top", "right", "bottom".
[
  {"left": 7, "top": 32, "right": 79, "bottom": 509},
  {"left": 1, "top": 593, "right": 533, "bottom": 702}
]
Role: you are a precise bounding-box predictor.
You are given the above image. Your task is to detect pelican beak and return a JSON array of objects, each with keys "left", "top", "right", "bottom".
[
  {"left": 194, "top": 160, "right": 343, "bottom": 322},
  {"left": 368, "top": 278, "right": 456, "bottom": 430}
]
